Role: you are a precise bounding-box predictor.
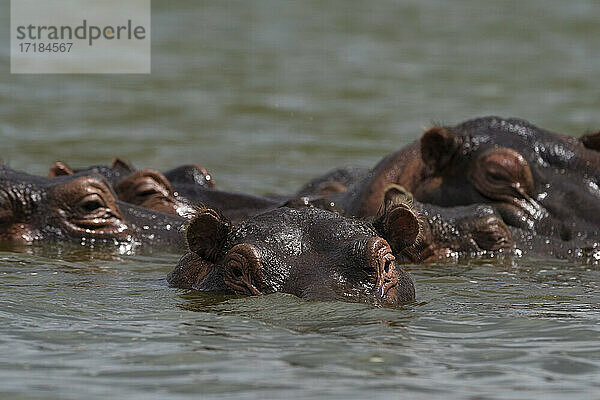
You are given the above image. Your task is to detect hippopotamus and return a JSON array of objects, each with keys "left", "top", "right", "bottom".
[
  {"left": 171, "top": 183, "right": 284, "bottom": 222},
  {"left": 49, "top": 158, "right": 215, "bottom": 189},
  {"left": 167, "top": 192, "right": 420, "bottom": 306},
  {"left": 48, "top": 159, "right": 198, "bottom": 217},
  {"left": 332, "top": 117, "right": 600, "bottom": 258},
  {"left": 0, "top": 165, "right": 186, "bottom": 251},
  {"left": 49, "top": 159, "right": 283, "bottom": 222},
  {"left": 295, "top": 185, "right": 514, "bottom": 262},
  {"left": 296, "top": 166, "right": 368, "bottom": 197}
]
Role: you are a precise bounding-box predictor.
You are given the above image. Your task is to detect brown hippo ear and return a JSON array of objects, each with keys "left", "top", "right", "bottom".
[
  {"left": 186, "top": 208, "right": 232, "bottom": 262},
  {"left": 420, "top": 126, "right": 460, "bottom": 173},
  {"left": 112, "top": 157, "right": 136, "bottom": 173},
  {"left": 48, "top": 161, "right": 74, "bottom": 177},
  {"left": 581, "top": 131, "right": 600, "bottom": 151},
  {"left": 374, "top": 185, "right": 421, "bottom": 253}
]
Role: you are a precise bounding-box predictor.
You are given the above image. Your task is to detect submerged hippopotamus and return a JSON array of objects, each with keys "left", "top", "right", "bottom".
[
  {"left": 296, "top": 166, "right": 368, "bottom": 197},
  {"left": 49, "top": 159, "right": 283, "bottom": 222},
  {"left": 0, "top": 166, "right": 186, "bottom": 251},
  {"left": 49, "top": 158, "right": 215, "bottom": 189},
  {"left": 48, "top": 159, "right": 214, "bottom": 217},
  {"left": 297, "top": 185, "right": 514, "bottom": 262},
  {"left": 167, "top": 192, "right": 420, "bottom": 306},
  {"left": 333, "top": 117, "right": 600, "bottom": 258}
]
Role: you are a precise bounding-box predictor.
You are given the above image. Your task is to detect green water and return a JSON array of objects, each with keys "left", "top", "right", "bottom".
[{"left": 1, "top": 1, "right": 599, "bottom": 399}]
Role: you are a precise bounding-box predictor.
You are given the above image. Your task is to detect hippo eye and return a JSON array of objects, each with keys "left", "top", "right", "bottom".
[
  {"left": 77, "top": 194, "right": 107, "bottom": 214},
  {"left": 135, "top": 184, "right": 161, "bottom": 198},
  {"left": 471, "top": 148, "right": 534, "bottom": 201},
  {"left": 486, "top": 168, "right": 511, "bottom": 184},
  {"left": 114, "top": 171, "right": 174, "bottom": 210},
  {"left": 82, "top": 200, "right": 102, "bottom": 212}
]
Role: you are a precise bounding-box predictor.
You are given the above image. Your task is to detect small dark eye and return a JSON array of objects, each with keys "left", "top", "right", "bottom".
[
  {"left": 486, "top": 166, "right": 511, "bottom": 183},
  {"left": 137, "top": 188, "right": 160, "bottom": 198},
  {"left": 487, "top": 171, "right": 504, "bottom": 182},
  {"left": 134, "top": 181, "right": 163, "bottom": 199},
  {"left": 77, "top": 193, "right": 107, "bottom": 214},
  {"left": 81, "top": 200, "right": 103, "bottom": 213}
]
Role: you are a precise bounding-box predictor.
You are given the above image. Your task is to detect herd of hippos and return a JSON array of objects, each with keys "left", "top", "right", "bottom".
[{"left": 1, "top": 116, "right": 600, "bottom": 306}]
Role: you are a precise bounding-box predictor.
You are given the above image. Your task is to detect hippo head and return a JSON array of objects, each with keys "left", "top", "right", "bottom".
[
  {"left": 413, "top": 117, "right": 600, "bottom": 240},
  {"left": 49, "top": 158, "right": 215, "bottom": 190},
  {"left": 297, "top": 166, "right": 368, "bottom": 197},
  {"left": 112, "top": 169, "right": 184, "bottom": 216},
  {"left": 48, "top": 159, "right": 199, "bottom": 218},
  {"left": 0, "top": 166, "right": 185, "bottom": 249},
  {"left": 349, "top": 117, "right": 600, "bottom": 243},
  {"left": 162, "top": 164, "right": 215, "bottom": 188},
  {"left": 49, "top": 158, "right": 135, "bottom": 183},
  {"left": 368, "top": 185, "right": 514, "bottom": 261},
  {"left": 168, "top": 200, "right": 420, "bottom": 306}
]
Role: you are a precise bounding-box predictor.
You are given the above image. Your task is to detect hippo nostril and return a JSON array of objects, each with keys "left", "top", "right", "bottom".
[
  {"left": 384, "top": 258, "right": 392, "bottom": 274},
  {"left": 379, "top": 255, "right": 398, "bottom": 296},
  {"left": 230, "top": 265, "right": 243, "bottom": 279},
  {"left": 366, "top": 238, "right": 400, "bottom": 299}
]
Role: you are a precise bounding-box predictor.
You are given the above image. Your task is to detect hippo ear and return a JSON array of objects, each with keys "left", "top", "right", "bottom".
[
  {"left": 581, "top": 131, "right": 600, "bottom": 151},
  {"left": 420, "top": 126, "right": 460, "bottom": 173},
  {"left": 48, "top": 161, "right": 74, "bottom": 177},
  {"left": 112, "top": 157, "right": 136, "bottom": 173},
  {"left": 186, "top": 208, "right": 232, "bottom": 262},
  {"left": 374, "top": 185, "right": 421, "bottom": 253}
]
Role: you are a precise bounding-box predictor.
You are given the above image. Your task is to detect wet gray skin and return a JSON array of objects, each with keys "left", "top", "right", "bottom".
[
  {"left": 330, "top": 117, "right": 600, "bottom": 259},
  {"left": 296, "top": 165, "right": 369, "bottom": 197},
  {"left": 48, "top": 158, "right": 136, "bottom": 185},
  {"left": 49, "top": 158, "right": 215, "bottom": 190},
  {"left": 168, "top": 199, "right": 420, "bottom": 306},
  {"left": 171, "top": 183, "right": 284, "bottom": 223},
  {"left": 0, "top": 166, "right": 186, "bottom": 251},
  {"left": 49, "top": 159, "right": 188, "bottom": 216},
  {"left": 48, "top": 159, "right": 281, "bottom": 222},
  {"left": 405, "top": 202, "right": 513, "bottom": 261},
  {"left": 162, "top": 164, "right": 215, "bottom": 188},
  {"left": 303, "top": 184, "right": 600, "bottom": 261},
  {"left": 302, "top": 186, "right": 514, "bottom": 262}
]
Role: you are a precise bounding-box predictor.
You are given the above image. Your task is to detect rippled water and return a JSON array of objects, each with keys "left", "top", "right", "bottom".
[
  {"left": 1, "top": 251, "right": 599, "bottom": 399},
  {"left": 1, "top": 0, "right": 600, "bottom": 399}
]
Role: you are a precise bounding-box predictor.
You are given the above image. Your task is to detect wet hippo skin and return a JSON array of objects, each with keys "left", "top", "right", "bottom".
[
  {"left": 48, "top": 159, "right": 282, "bottom": 222},
  {"left": 167, "top": 194, "right": 421, "bottom": 306},
  {"left": 1, "top": 166, "right": 186, "bottom": 251},
  {"left": 332, "top": 117, "right": 600, "bottom": 259}
]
